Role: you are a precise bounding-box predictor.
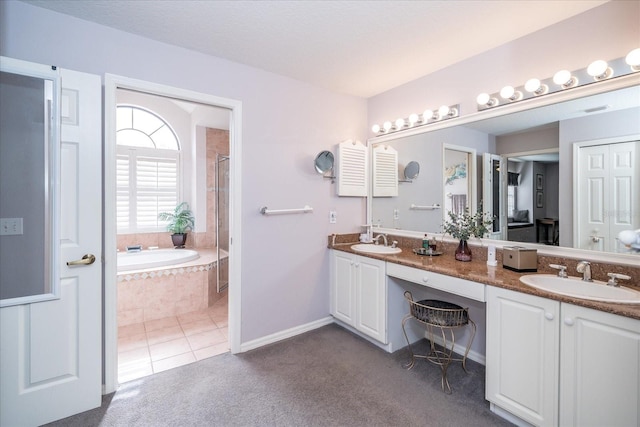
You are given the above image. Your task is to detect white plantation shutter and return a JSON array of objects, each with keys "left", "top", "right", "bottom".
[
  {"left": 337, "top": 140, "right": 368, "bottom": 197},
  {"left": 116, "top": 155, "right": 130, "bottom": 231},
  {"left": 116, "top": 148, "right": 179, "bottom": 232},
  {"left": 373, "top": 145, "right": 398, "bottom": 197},
  {"left": 136, "top": 156, "right": 178, "bottom": 230}
]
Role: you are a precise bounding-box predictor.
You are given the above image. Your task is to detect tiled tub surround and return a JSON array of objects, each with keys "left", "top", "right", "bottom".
[
  {"left": 329, "top": 233, "right": 640, "bottom": 320},
  {"left": 117, "top": 249, "right": 228, "bottom": 326}
]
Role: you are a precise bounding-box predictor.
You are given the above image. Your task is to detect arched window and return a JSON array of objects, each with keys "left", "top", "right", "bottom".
[{"left": 116, "top": 105, "right": 180, "bottom": 233}]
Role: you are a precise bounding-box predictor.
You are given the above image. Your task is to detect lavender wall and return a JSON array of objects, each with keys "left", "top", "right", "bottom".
[{"left": 0, "top": 1, "right": 367, "bottom": 342}]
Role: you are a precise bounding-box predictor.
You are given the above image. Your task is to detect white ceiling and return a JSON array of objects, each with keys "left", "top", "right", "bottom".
[{"left": 23, "top": 0, "right": 607, "bottom": 98}]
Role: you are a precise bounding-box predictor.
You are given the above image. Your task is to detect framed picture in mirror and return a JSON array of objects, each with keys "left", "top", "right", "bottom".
[
  {"left": 536, "top": 174, "right": 543, "bottom": 190},
  {"left": 536, "top": 191, "right": 544, "bottom": 208}
]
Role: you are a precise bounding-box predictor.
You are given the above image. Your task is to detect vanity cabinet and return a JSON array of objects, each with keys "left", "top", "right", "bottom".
[
  {"left": 559, "top": 303, "right": 640, "bottom": 427},
  {"left": 330, "top": 250, "right": 386, "bottom": 343},
  {"left": 487, "top": 286, "right": 640, "bottom": 427},
  {"left": 486, "top": 286, "right": 560, "bottom": 427}
]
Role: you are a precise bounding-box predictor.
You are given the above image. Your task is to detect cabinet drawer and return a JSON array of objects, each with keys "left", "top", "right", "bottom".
[{"left": 386, "top": 263, "right": 485, "bottom": 302}]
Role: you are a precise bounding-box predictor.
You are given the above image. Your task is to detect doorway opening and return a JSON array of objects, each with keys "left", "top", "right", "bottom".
[{"left": 104, "top": 76, "right": 242, "bottom": 392}]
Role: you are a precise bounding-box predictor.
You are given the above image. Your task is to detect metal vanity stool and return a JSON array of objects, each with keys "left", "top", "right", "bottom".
[{"left": 401, "top": 291, "right": 476, "bottom": 394}]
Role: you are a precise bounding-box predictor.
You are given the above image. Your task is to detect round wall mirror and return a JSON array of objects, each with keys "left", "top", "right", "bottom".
[
  {"left": 314, "top": 150, "right": 334, "bottom": 174},
  {"left": 404, "top": 161, "right": 420, "bottom": 180}
]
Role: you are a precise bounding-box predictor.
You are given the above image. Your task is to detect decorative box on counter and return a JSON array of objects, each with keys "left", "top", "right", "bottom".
[{"left": 503, "top": 246, "right": 537, "bottom": 272}]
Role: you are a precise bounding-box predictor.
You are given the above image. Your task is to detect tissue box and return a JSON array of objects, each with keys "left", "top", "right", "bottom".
[{"left": 503, "top": 246, "right": 537, "bottom": 272}]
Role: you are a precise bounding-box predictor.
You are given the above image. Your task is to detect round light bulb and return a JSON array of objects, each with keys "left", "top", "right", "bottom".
[
  {"left": 587, "top": 60, "right": 610, "bottom": 79},
  {"left": 408, "top": 113, "right": 419, "bottom": 125},
  {"left": 625, "top": 48, "right": 640, "bottom": 71},
  {"left": 371, "top": 124, "right": 381, "bottom": 133},
  {"left": 500, "top": 86, "right": 515, "bottom": 99},
  {"left": 438, "top": 105, "right": 450, "bottom": 117},
  {"left": 395, "top": 118, "right": 405, "bottom": 129},
  {"left": 383, "top": 121, "right": 392, "bottom": 131},
  {"left": 524, "top": 78, "right": 541, "bottom": 93},
  {"left": 476, "top": 93, "right": 490, "bottom": 106},
  {"left": 553, "top": 70, "right": 571, "bottom": 85},
  {"left": 422, "top": 109, "right": 433, "bottom": 121}
]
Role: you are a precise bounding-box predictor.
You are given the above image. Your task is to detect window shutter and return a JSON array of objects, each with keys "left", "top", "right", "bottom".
[
  {"left": 136, "top": 156, "right": 178, "bottom": 231},
  {"left": 337, "top": 140, "right": 368, "bottom": 197},
  {"left": 116, "top": 155, "right": 130, "bottom": 232},
  {"left": 372, "top": 145, "right": 398, "bottom": 197}
]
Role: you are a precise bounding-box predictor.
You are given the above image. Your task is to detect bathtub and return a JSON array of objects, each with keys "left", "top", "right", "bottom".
[{"left": 117, "top": 248, "right": 200, "bottom": 272}]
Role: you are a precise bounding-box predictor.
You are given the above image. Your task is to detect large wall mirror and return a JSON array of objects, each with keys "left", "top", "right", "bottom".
[
  {"left": 368, "top": 74, "right": 640, "bottom": 261},
  {"left": 0, "top": 59, "right": 60, "bottom": 306}
]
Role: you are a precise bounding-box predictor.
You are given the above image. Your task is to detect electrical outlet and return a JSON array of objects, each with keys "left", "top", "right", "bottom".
[
  {"left": 0, "top": 218, "right": 23, "bottom": 236},
  {"left": 329, "top": 210, "right": 337, "bottom": 224}
]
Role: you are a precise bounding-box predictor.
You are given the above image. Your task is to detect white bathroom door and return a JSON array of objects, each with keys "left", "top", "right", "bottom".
[
  {"left": 577, "top": 141, "right": 639, "bottom": 252},
  {"left": 577, "top": 144, "right": 608, "bottom": 251},
  {"left": 0, "top": 66, "right": 102, "bottom": 426}
]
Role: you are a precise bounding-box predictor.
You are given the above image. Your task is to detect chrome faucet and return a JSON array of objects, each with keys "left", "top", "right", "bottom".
[
  {"left": 576, "top": 261, "right": 592, "bottom": 282},
  {"left": 373, "top": 234, "right": 388, "bottom": 246}
]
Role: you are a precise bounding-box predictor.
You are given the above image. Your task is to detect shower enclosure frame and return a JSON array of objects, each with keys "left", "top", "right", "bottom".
[{"left": 216, "top": 154, "right": 230, "bottom": 293}]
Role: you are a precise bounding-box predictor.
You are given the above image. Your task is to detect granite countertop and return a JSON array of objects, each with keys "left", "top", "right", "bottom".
[{"left": 329, "top": 241, "right": 640, "bottom": 321}]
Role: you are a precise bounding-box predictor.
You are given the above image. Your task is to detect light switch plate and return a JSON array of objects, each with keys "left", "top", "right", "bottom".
[
  {"left": 329, "top": 211, "right": 337, "bottom": 224},
  {"left": 0, "top": 218, "right": 23, "bottom": 236}
]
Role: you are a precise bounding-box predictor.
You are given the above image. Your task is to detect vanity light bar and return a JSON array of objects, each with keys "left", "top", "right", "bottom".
[
  {"left": 476, "top": 48, "right": 640, "bottom": 111},
  {"left": 371, "top": 104, "right": 460, "bottom": 135}
]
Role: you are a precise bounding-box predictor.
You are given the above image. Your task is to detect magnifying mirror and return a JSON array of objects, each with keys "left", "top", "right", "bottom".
[
  {"left": 402, "top": 161, "right": 420, "bottom": 182},
  {"left": 314, "top": 151, "right": 335, "bottom": 180}
]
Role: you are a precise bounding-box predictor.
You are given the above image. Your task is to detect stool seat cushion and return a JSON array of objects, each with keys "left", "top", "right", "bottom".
[{"left": 411, "top": 299, "right": 469, "bottom": 327}]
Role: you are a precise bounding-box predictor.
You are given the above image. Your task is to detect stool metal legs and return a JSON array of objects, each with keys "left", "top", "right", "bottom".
[{"left": 401, "top": 313, "right": 477, "bottom": 394}]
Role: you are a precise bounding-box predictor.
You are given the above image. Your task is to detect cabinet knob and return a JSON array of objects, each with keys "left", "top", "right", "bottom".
[
  {"left": 350, "top": 261, "right": 354, "bottom": 266},
  {"left": 422, "top": 277, "right": 429, "bottom": 283},
  {"left": 564, "top": 317, "right": 574, "bottom": 326},
  {"left": 355, "top": 262, "right": 360, "bottom": 268},
  {"left": 545, "top": 312, "right": 554, "bottom": 321}
]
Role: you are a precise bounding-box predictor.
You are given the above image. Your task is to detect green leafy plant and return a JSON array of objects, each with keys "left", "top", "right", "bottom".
[
  {"left": 158, "top": 202, "right": 195, "bottom": 234},
  {"left": 442, "top": 208, "right": 493, "bottom": 241}
]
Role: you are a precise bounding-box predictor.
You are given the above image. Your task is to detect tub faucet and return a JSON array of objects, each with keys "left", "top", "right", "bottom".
[
  {"left": 576, "top": 261, "right": 592, "bottom": 282},
  {"left": 373, "top": 234, "right": 388, "bottom": 246}
]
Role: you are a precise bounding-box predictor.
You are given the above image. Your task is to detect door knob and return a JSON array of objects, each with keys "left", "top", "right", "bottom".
[{"left": 67, "top": 254, "right": 96, "bottom": 266}]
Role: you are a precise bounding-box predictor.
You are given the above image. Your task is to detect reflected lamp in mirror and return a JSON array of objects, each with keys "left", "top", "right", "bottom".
[
  {"left": 399, "top": 161, "right": 420, "bottom": 183},
  {"left": 617, "top": 229, "right": 640, "bottom": 253},
  {"left": 314, "top": 150, "right": 335, "bottom": 183}
]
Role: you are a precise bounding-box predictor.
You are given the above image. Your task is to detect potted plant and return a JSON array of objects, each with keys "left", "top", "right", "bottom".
[
  {"left": 158, "top": 202, "right": 195, "bottom": 248},
  {"left": 442, "top": 208, "right": 493, "bottom": 261}
]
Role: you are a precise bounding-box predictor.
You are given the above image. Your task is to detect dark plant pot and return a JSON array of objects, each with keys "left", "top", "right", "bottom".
[
  {"left": 171, "top": 233, "right": 187, "bottom": 248},
  {"left": 455, "top": 239, "right": 472, "bottom": 262}
]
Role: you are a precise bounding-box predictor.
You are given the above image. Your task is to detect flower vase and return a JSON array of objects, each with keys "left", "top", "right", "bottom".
[{"left": 455, "top": 239, "right": 472, "bottom": 262}]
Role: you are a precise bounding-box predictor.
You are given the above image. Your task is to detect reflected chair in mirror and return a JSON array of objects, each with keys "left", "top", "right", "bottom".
[{"left": 401, "top": 291, "right": 476, "bottom": 394}]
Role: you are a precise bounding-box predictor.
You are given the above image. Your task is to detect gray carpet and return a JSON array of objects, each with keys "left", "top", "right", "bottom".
[{"left": 46, "top": 324, "right": 511, "bottom": 426}]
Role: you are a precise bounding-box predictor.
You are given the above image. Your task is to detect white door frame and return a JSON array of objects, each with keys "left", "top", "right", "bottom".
[
  {"left": 104, "top": 75, "right": 242, "bottom": 394},
  {"left": 572, "top": 134, "right": 640, "bottom": 250}
]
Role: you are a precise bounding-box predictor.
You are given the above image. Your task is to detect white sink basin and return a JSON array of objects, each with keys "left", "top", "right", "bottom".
[
  {"left": 351, "top": 244, "right": 402, "bottom": 255},
  {"left": 520, "top": 274, "right": 640, "bottom": 304}
]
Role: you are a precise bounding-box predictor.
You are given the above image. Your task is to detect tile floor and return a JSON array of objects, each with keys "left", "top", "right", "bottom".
[{"left": 117, "top": 293, "right": 228, "bottom": 384}]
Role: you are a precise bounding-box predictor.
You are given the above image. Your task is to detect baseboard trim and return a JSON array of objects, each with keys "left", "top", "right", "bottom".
[{"left": 240, "top": 316, "right": 334, "bottom": 352}]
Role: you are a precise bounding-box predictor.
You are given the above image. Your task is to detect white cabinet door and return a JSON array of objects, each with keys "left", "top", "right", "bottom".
[
  {"left": 486, "top": 287, "right": 559, "bottom": 427},
  {"left": 560, "top": 304, "right": 640, "bottom": 427},
  {"left": 355, "top": 256, "right": 386, "bottom": 343},
  {"left": 330, "top": 251, "right": 386, "bottom": 343},
  {"left": 330, "top": 250, "right": 357, "bottom": 326}
]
